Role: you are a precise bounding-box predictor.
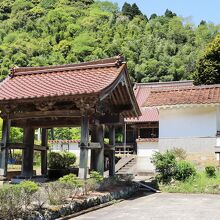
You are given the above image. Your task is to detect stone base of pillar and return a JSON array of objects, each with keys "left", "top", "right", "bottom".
[{"left": 79, "top": 147, "right": 89, "bottom": 179}]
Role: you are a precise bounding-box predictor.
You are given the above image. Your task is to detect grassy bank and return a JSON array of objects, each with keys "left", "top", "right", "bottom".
[{"left": 160, "top": 172, "right": 220, "bottom": 194}]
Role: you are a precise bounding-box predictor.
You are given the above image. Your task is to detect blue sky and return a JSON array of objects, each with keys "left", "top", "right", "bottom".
[{"left": 106, "top": 0, "right": 220, "bottom": 25}]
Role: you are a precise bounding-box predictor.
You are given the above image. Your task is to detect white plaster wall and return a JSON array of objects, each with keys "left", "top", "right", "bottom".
[
  {"left": 159, "top": 106, "right": 217, "bottom": 138},
  {"left": 51, "top": 143, "right": 91, "bottom": 167},
  {"left": 159, "top": 137, "right": 216, "bottom": 153},
  {"left": 137, "top": 142, "right": 159, "bottom": 157},
  {"left": 217, "top": 106, "right": 220, "bottom": 131},
  {"left": 136, "top": 142, "right": 159, "bottom": 173}
]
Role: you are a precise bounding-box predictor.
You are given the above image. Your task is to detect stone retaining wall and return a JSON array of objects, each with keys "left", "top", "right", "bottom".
[{"left": 27, "top": 185, "right": 139, "bottom": 220}]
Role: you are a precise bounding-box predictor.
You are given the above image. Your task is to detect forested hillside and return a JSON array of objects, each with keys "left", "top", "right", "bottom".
[{"left": 0, "top": 0, "right": 219, "bottom": 82}]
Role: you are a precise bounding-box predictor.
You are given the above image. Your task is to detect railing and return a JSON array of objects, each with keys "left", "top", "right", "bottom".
[{"left": 115, "top": 143, "right": 134, "bottom": 155}]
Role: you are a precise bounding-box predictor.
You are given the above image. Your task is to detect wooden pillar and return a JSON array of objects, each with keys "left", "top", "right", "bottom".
[
  {"left": 96, "top": 124, "right": 104, "bottom": 175},
  {"left": 0, "top": 119, "right": 10, "bottom": 179},
  {"left": 109, "top": 125, "right": 116, "bottom": 176},
  {"left": 90, "top": 126, "right": 97, "bottom": 171},
  {"left": 79, "top": 115, "right": 89, "bottom": 179},
  {"left": 21, "top": 127, "right": 35, "bottom": 178},
  {"left": 41, "top": 128, "right": 48, "bottom": 176}
]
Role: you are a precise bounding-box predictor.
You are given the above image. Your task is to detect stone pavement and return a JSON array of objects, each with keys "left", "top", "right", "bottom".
[{"left": 74, "top": 192, "right": 220, "bottom": 220}]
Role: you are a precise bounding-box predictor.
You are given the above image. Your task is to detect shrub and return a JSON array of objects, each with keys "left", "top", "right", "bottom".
[
  {"left": 0, "top": 185, "right": 24, "bottom": 220},
  {"left": 151, "top": 151, "right": 177, "bottom": 183},
  {"left": 62, "top": 152, "right": 76, "bottom": 168},
  {"left": 205, "top": 166, "right": 216, "bottom": 177},
  {"left": 19, "top": 181, "right": 39, "bottom": 209},
  {"left": 19, "top": 180, "right": 39, "bottom": 194},
  {"left": 175, "top": 160, "right": 196, "bottom": 181},
  {"left": 44, "top": 182, "right": 72, "bottom": 205},
  {"left": 171, "top": 148, "right": 187, "bottom": 160},
  {"left": 48, "top": 152, "right": 64, "bottom": 169},
  {"left": 90, "top": 171, "right": 104, "bottom": 183},
  {"left": 84, "top": 178, "right": 97, "bottom": 195},
  {"left": 59, "top": 173, "right": 83, "bottom": 187},
  {"left": 59, "top": 174, "right": 84, "bottom": 199},
  {"left": 48, "top": 151, "right": 77, "bottom": 169}
]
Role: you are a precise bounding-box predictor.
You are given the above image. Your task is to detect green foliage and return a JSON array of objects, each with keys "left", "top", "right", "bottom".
[
  {"left": 175, "top": 160, "right": 196, "bottom": 181},
  {"left": 48, "top": 151, "right": 64, "bottom": 169},
  {"left": 48, "top": 151, "right": 76, "bottom": 169},
  {"left": 19, "top": 180, "right": 39, "bottom": 194},
  {"left": 51, "top": 127, "right": 80, "bottom": 140},
  {"left": 205, "top": 166, "right": 216, "bottom": 177},
  {"left": 122, "top": 2, "right": 143, "bottom": 20},
  {"left": 0, "top": 0, "right": 218, "bottom": 83},
  {"left": 151, "top": 151, "right": 177, "bottom": 183},
  {"left": 90, "top": 171, "right": 104, "bottom": 183},
  {"left": 160, "top": 172, "right": 220, "bottom": 194},
  {"left": 194, "top": 34, "right": 220, "bottom": 85},
  {"left": 59, "top": 173, "right": 83, "bottom": 187},
  {"left": 62, "top": 152, "right": 76, "bottom": 168},
  {"left": 0, "top": 181, "right": 38, "bottom": 219},
  {"left": 0, "top": 185, "right": 24, "bottom": 220}
]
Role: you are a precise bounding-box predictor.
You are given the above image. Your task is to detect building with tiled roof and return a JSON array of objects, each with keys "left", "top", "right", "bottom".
[
  {"left": 0, "top": 56, "right": 141, "bottom": 181},
  {"left": 124, "top": 81, "right": 220, "bottom": 174}
]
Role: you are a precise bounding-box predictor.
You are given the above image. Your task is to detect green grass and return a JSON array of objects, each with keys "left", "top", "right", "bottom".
[{"left": 160, "top": 172, "right": 220, "bottom": 194}]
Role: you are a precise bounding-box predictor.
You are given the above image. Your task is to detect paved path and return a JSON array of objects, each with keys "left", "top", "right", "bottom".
[{"left": 74, "top": 192, "right": 220, "bottom": 220}]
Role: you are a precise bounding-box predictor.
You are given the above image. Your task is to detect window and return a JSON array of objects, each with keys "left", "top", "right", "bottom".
[{"left": 139, "top": 128, "right": 159, "bottom": 138}]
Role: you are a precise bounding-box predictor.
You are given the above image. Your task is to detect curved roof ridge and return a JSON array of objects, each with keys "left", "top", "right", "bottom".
[{"left": 10, "top": 55, "right": 125, "bottom": 77}]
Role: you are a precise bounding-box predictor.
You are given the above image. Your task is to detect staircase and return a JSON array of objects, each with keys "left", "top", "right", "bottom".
[{"left": 115, "top": 155, "right": 136, "bottom": 175}]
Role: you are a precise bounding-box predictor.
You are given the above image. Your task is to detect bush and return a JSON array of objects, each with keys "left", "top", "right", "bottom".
[
  {"left": 205, "top": 166, "right": 216, "bottom": 177},
  {"left": 151, "top": 151, "right": 177, "bottom": 183},
  {"left": 48, "top": 152, "right": 64, "bottom": 169},
  {"left": 90, "top": 171, "right": 104, "bottom": 183},
  {"left": 0, "top": 185, "right": 24, "bottom": 220},
  {"left": 44, "top": 182, "right": 72, "bottom": 205},
  {"left": 19, "top": 181, "right": 39, "bottom": 210},
  {"left": 62, "top": 152, "right": 76, "bottom": 168},
  {"left": 175, "top": 160, "right": 196, "bottom": 181},
  {"left": 171, "top": 148, "right": 187, "bottom": 160},
  {"left": 59, "top": 174, "right": 83, "bottom": 187},
  {"left": 48, "top": 151, "right": 77, "bottom": 169}
]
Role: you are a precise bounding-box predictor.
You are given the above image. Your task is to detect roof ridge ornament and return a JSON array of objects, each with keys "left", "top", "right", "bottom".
[
  {"left": 10, "top": 66, "right": 19, "bottom": 78},
  {"left": 115, "top": 54, "right": 125, "bottom": 67}
]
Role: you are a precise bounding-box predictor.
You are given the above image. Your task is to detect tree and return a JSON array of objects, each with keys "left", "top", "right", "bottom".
[
  {"left": 150, "top": 13, "right": 157, "bottom": 20},
  {"left": 131, "top": 3, "right": 142, "bottom": 17},
  {"left": 165, "top": 9, "right": 176, "bottom": 18},
  {"left": 122, "top": 2, "right": 133, "bottom": 20},
  {"left": 194, "top": 34, "right": 220, "bottom": 85},
  {"left": 199, "top": 20, "right": 206, "bottom": 26},
  {"left": 122, "top": 2, "right": 143, "bottom": 20}
]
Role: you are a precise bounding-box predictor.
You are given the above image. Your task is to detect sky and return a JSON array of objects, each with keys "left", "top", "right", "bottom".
[{"left": 106, "top": 0, "right": 220, "bottom": 25}]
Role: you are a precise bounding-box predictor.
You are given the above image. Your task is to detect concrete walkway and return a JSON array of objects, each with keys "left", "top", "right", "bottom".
[{"left": 74, "top": 192, "right": 220, "bottom": 220}]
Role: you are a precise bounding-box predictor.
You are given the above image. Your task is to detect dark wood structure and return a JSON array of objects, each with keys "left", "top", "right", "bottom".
[{"left": 0, "top": 56, "right": 140, "bottom": 180}]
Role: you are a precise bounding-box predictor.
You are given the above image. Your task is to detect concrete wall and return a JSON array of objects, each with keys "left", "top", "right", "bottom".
[
  {"left": 136, "top": 141, "right": 159, "bottom": 174},
  {"left": 159, "top": 137, "right": 216, "bottom": 153},
  {"left": 217, "top": 106, "right": 220, "bottom": 131},
  {"left": 159, "top": 106, "right": 217, "bottom": 138}
]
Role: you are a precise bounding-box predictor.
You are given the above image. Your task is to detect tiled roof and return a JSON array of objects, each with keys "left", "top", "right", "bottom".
[
  {"left": 126, "top": 107, "right": 159, "bottom": 123},
  {"left": 145, "top": 85, "right": 220, "bottom": 107},
  {"left": 136, "top": 138, "right": 159, "bottom": 143},
  {"left": 48, "top": 140, "right": 80, "bottom": 144},
  {"left": 0, "top": 57, "right": 125, "bottom": 101},
  {"left": 126, "top": 81, "right": 194, "bottom": 123}
]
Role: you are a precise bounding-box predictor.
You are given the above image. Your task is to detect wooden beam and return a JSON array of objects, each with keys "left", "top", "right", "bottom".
[
  {"left": 7, "top": 143, "right": 48, "bottom": 151},
  {"left": 8, "top": 110, "right": 81, "bottom": 120},
  {"left": 11, "top": 118, "right": 81, "bottom": 128},
  {"left": 98, "top": 114, "right": 123, "bottom": 124}
]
